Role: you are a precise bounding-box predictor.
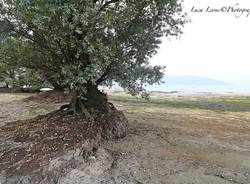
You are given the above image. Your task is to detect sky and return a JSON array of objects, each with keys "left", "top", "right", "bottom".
[{"left": 150, "top": 0, "right": 250, "bottom": 85}]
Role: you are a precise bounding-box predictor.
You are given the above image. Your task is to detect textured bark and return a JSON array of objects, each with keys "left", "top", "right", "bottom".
[
  {"left": 69, "top": 83, "right": 108, "bottom": 116},
  {"left": 64, "top": 83, "right": 128, "bottom": 139},
  {"left": 85, "top": 83, "right": 108, "bottom": 110}
]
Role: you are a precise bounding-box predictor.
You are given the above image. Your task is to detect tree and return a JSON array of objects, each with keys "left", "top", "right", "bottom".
[
  {"left": 0, "top": 37, "right": 48, "bottom": 89},
  {"left": 0, "top": 0, "right": 186, "bottom": 124},
  {"left": 0, "top": 38, "right": 28, "bottom": 88}
]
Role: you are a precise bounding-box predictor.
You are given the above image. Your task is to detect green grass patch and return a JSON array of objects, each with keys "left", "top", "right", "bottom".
[{"left": 108, "top": 92, "right": 250, "bottom": 112}]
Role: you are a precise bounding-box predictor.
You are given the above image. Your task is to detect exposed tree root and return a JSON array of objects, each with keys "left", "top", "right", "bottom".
[{"left": 0, "top": 103, "right": 128, "bottom": 176}]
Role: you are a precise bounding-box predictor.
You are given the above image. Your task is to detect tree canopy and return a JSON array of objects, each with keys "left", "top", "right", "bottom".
[
  {"left": 0, "top": 37, "right": 48, "bottom": 89},
  {"left": 0, "top": 0, "right": 186, "bottom": 113}
]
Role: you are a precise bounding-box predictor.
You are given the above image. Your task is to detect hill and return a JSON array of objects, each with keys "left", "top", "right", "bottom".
[{"left": 161, "top": 75, "right": 232, "bottom": 85}]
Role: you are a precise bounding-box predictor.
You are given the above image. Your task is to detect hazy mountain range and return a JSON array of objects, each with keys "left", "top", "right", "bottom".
[
  {"left": 105, "top": 75, "right": 249, "bottom": 93},
  {"left": 145, "top": 75, "right": 234, "bottom": 92},
  {"left": 160, "top": 75, "right": 232, "bottom": 86}
]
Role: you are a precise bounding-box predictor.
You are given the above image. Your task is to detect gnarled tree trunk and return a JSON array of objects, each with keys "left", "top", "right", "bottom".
[{"left": 64, "top": 82, "right": 128, "bottom": 140}]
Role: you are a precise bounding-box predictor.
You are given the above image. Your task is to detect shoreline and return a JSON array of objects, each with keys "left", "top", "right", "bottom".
[{"left": 106, "top": 90, "right": 250, "bottom": 96}]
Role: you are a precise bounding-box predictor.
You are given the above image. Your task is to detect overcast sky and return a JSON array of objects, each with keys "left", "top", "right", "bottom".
[{"left": 151, "top": 0, "right": 250, "bottom": 85}]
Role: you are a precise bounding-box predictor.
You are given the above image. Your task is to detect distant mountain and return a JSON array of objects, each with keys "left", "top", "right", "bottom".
[
  {"left": 160, "top": 75, "right": 232, "bottom": 86},
  {"left": 145, "top": 75, "right": 233, "bottom": 92}
]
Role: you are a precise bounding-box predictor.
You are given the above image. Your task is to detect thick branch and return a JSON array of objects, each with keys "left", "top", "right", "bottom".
[
  {"left": 93, "top": 0, "right": 99, "bottom": 4},
  {"left": 98, "top": 0, "right": 120, "bottom": 12},
  {"left": 55, "top": 39, "right": 68, "bottom": 64},
  {"left": 96, "top": 63, "right": 113, "bottom": 85}
]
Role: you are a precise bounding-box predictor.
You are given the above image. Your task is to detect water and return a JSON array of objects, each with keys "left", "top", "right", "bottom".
[{"left": 147, "top": 85, "right": 250, "bottom": 94}]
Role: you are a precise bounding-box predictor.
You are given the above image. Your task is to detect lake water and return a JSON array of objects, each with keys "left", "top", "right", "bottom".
[{"left": 146, "top": 85, "right": 250, "bottom": 94}]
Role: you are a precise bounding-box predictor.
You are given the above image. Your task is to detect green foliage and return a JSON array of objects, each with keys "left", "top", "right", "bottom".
[
  {"left": 0, "top": 38, "right": 24, "bottom": 87},
  {"left": 0, "top": 0, "right": 187, "bottom": 96},
  {"left": 0, "top": 38, "right": 47, "bottom": 88}
]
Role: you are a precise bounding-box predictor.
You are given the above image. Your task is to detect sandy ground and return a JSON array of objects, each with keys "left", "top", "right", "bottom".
[
  {"left": 0, "top": 93, "right": 32, "bottom": 126},
  {"left": 0, "top": 93, "right": 61, "bottom": 127},
  {"left": 0, "top": 93, "right": 250, "bottom": 184},
  {"left": 107, "top": 101, "right": 250, "bottom": 184}
]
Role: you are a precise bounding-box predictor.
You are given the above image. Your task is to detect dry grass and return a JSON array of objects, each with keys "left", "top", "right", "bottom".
[{"left": 1, "top": 92, "right": 250, "bottom": 183}]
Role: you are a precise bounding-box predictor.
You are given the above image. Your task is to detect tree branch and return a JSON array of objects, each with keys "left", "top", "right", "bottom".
[
  {"left": 98, "top": 0, "right": 120, "bottom": 13},
  {"left": 96, "top": 63, "right": 112, "bottom": 85},
  {"left": 93, "top": 0, "right": 99, "bottom": 4}
]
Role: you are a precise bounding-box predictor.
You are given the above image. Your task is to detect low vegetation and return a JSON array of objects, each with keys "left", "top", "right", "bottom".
[
  {"left": 1, "top": 92, "right": 250, "bottom": 183},
  {"left": 109, "top": 91, "right": 250, "bottom": 112}
]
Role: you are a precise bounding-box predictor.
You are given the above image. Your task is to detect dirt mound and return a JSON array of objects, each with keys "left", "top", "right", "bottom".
[
  {"left": 0, "top": 88, "right": 16, "bottom": 93},
  {"left": 0, "top": 107, "right": 128, "bottom": 181},
  {"left": 24, "top": 91, "right": 71, "bottom": 104},
  {"left": 0, "top": 87, "right": 39, "bottom": 93}
]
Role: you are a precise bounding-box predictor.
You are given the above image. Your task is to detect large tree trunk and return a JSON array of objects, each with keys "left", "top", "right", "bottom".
[
  {"left": 70, "top": 83, "right": 108, "bottom": 113},
  {"left": 65, "top": 82, "right": 128, "bottom": 140},
  {"left": 85, "top": 83, "right": 108, "bottom": 110},
  {"left": 49, "top": 81, "right": 65, "bottom": 91},
  {"left": 53, "top": 85, "right": 65, "bottom": 91},
  {"left": 5, "top": 82, "right": 9, "bottom": 88}
]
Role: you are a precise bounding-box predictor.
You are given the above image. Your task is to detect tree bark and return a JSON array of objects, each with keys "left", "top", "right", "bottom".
[
  {"left": 67, "top": 82, "right": 108, "bottom": 118},
  {"left": 85, "top": 82, "right": 108, "bottom": 110},
  {"left": 50, "top": 81, "right": 65, "bottom": 91},
  {"left": 5, "top": 83, "right": 9, "bottom": 88},
  {"left": 53, "top": 85, "right": 65, "bottom": 91},
  {"left": 62, "top": 82, "right": 128, "bottom": 140}
]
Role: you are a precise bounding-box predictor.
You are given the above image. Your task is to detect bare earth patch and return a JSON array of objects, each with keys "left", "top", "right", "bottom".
[
  {"left": 1, "top": 92, "right": 250, "bottom": 183},
  {"left": 24, "top": 91, "right": 71, "bottom": 104},
  {"left": 0, "top": 93, "right": 36, "bottom": 126}
]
